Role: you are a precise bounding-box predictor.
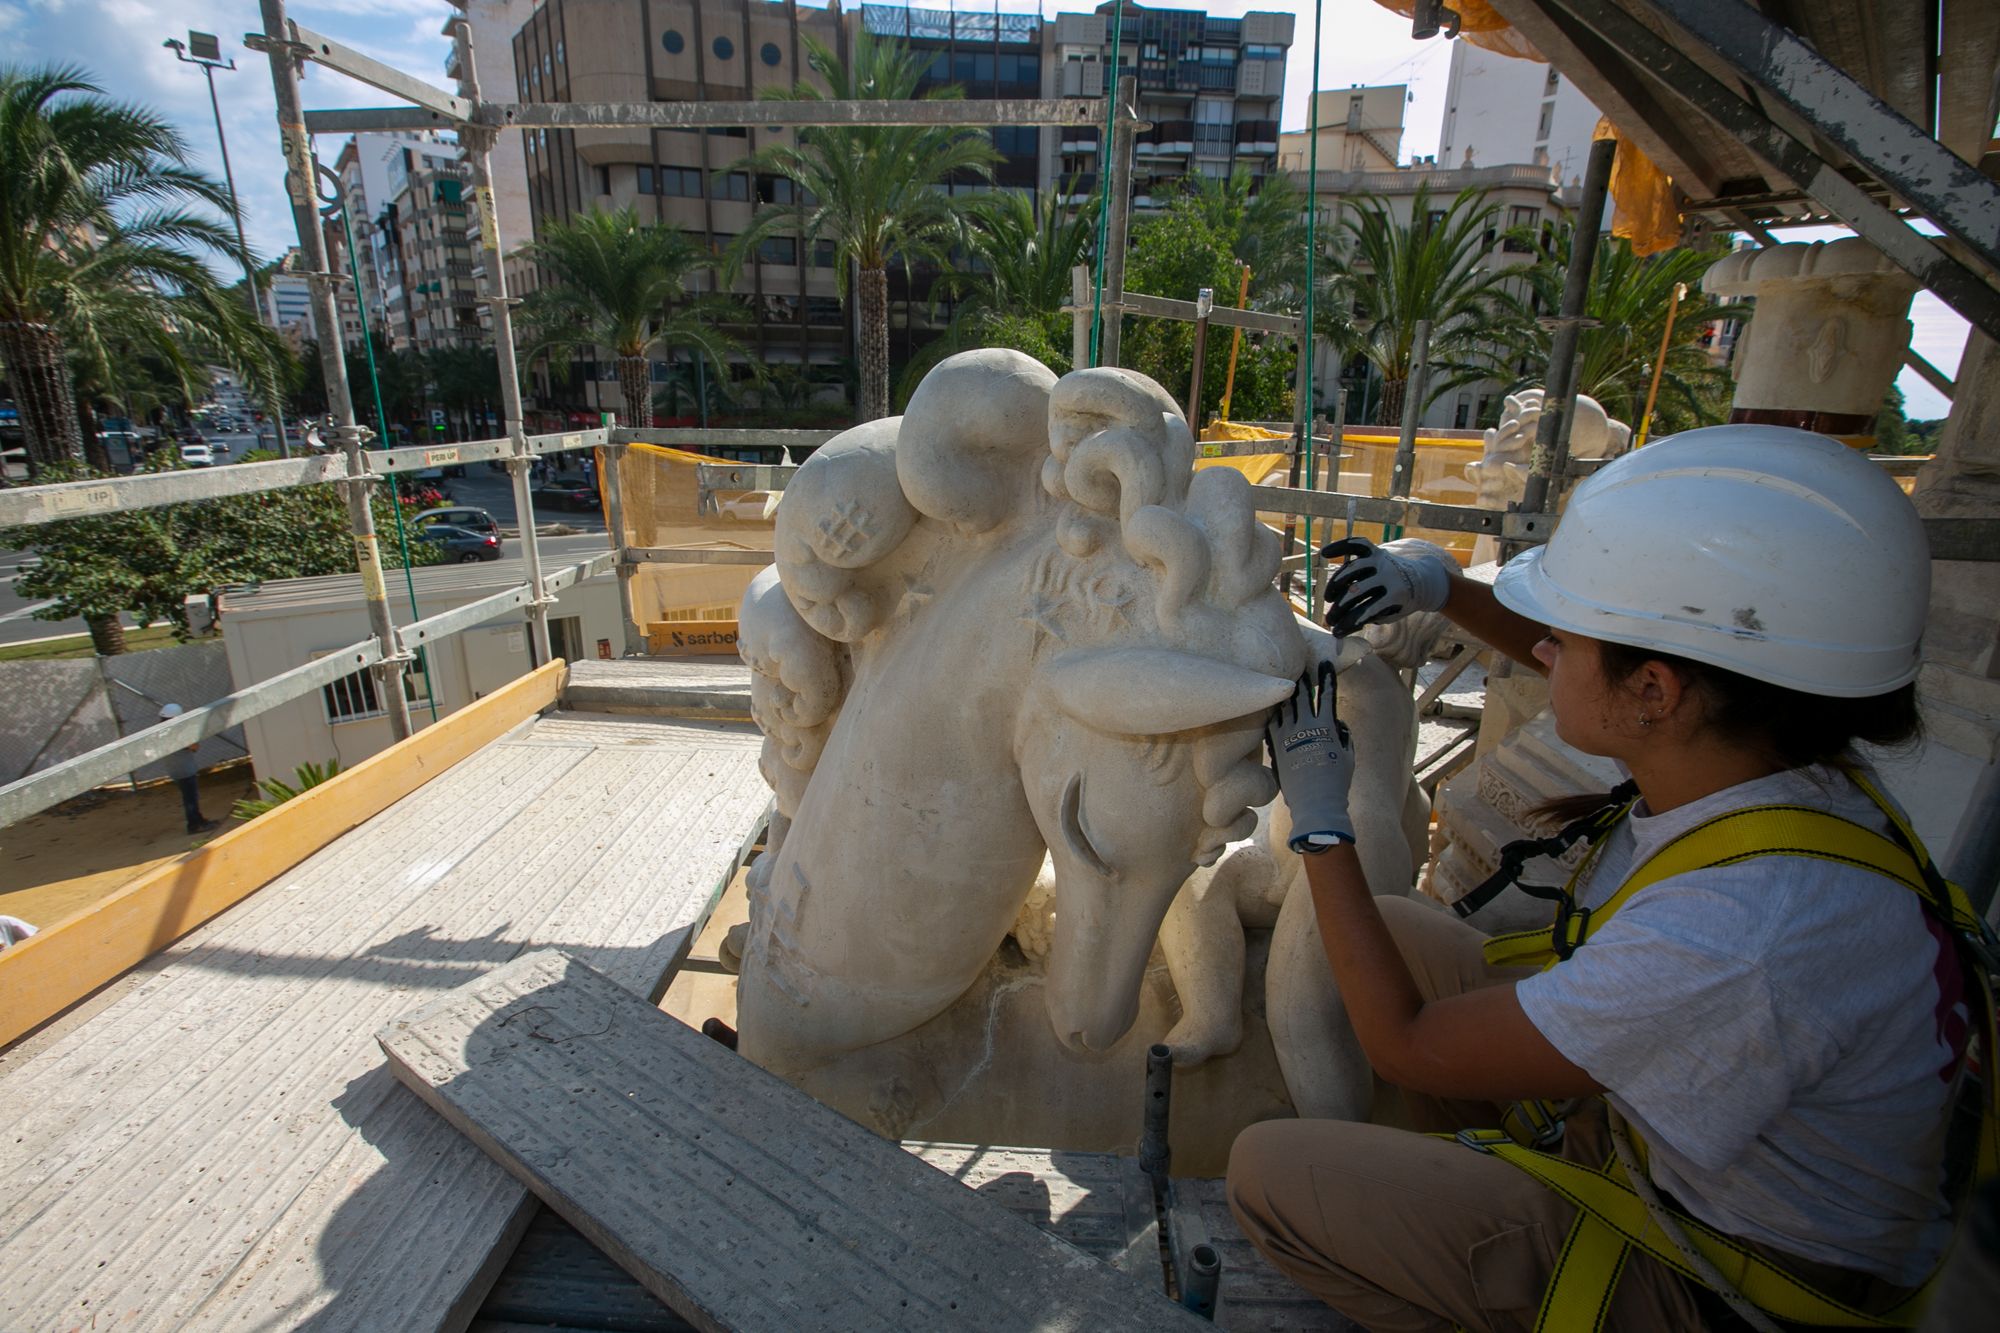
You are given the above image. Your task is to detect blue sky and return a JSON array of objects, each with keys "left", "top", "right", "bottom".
[{"left": 6, "top": 0, "right": 1962, "bottom": 417}]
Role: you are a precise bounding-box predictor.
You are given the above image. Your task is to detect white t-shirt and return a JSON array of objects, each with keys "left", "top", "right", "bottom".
[{"left": 1516, "top": 765, "right": 1963, "bottom": 1285}]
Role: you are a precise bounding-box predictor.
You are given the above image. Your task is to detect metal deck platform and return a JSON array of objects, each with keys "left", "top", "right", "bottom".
[{"left": 0, "top": 707, "right": 767, "bottom": 1331}]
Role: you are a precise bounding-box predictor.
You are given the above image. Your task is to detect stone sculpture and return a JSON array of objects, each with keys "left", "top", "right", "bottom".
[
  {"left": 1466, "top": 389, "right": 1629, "bottom": 564},
  {"left": 735, "top": 352, "right": 1420, "bottom": 1108}
]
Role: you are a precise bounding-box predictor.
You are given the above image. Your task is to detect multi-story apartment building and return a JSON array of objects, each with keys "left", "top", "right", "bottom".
[
  {"left": 511, "top": 0, "right": 852, "bottom": 413},
  {"left": 1048, "top": 4, "right": 1291, "bottom": 209},
  {"left": 265, "top": 248, "right": 365, "bottom": 350},
  {"left": 1438, "top": 39, "right": 1603, "bottom": 187},
  {"left": 1283, "top": 85, "right": 1573, "bottom": 430},
  {"left": 503, "top": 1, "right": 1292, "bottom": 415}
]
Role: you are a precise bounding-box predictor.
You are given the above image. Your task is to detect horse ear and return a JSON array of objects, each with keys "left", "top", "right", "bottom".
[{"left": 1045, "top": 647, "right": 1295, "bottom": 736}]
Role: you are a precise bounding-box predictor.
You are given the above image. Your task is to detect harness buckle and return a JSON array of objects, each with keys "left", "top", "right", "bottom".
[
  {"left": 1501, "top": 1098, "right": 1568, "bottom": 1150},
  {"left": 1454, "top": 1127, "right": 1512, "bottom": 1155},
  {"left": 1551, "top": 898, "right": 1591, "bottom": 960}
]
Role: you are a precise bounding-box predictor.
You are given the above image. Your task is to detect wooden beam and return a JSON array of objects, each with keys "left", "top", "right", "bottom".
[
  {"left": 0, "top": 661, "right": 568, "bottom": 1050},
  {"left": 381, "top": 950, "right": 1204, "bottom": 1330}
]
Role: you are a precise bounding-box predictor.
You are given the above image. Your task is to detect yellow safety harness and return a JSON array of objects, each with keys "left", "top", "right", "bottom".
[{"left": 1456, "top": 771, "right": 1999, "bottom": 1330}]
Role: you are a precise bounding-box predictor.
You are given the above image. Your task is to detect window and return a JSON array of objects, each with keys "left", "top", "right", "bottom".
[
  {"left": 321, "top": 650, "right": 431, "bottom": 724},
  {"left": 1544, "top": 67, "right": 1560, "bottom": 95},
  {"left": 756, "top": 236, "right": 797, "bottom": 265},
  {"left": 756, "top": 174, "right": 795, "bottom": 204},
  {"left": 761, "top": 42, "right": 782, "bottom": 67},
  {"left": 806, "top": 296, "right": 843, "bottom": 325},
  {"left": 662, "top": 30, "right": 684, "bottom": 54},
  {"left": 713, "top": 35, "right": 734, "bottom": 60},
  {"left": 1504, "top": 204, "right": 1539, "bottom": 252},
  {"left": 555, "top": 41, "right": 564, "bottom": 66},
  {"left": 1536, "top": 101, "right": 1555, "bottom": 141},
  {"left": 811, "top": 239, "right": 836, "bottom": 268},
  {"left": 597, "top": 165, "right": 610, "bottom": 195},
  {"left": 714, "top": 171, "right": 750, "bottom": 201},
  {"left": 648, "top": 166, "right": 703, "bottom": 197},
  {"left": 637, "top": 164, "right": 652, "bottom": 194}
]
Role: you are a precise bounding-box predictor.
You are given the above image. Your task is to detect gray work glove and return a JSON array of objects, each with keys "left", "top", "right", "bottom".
[
  {"left": 1267, "top": 658, "right": 1357, "bottom": 853},
  {"left": 1322, "top": 536, "right": 1455, "bottom": 637}
]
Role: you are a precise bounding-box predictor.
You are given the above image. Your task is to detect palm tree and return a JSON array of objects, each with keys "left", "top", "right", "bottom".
[
  {"left": 1320, "top": 182, "right": 1530, "bottom": 426},
  {"left": 898, "top": 185, "right": 1098, "bottom": 396},
  {"left": 1185, "top": 168, "right": 1310, "bottom": 304},
  {"left": 0, "top": 65, "right": 286, "bottom": 470},
  {"left": 1513, "top": 229, "right": 1734, "bottom": 434},
  {"left": 514, "top": 208, "right": 742, "bottom": 429},
  {"left": 730, "top": 31, "right": 1002, "bottom": 422}
]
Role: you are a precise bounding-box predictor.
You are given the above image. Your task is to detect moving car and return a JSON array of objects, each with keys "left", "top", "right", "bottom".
[
  {"left": 179, "top": 444, "right": 214, "bottom": 467},
  {"left": 716, "top": 490, "right": 780, "bottom": 521},
  {"left": 531, "top": 474, "right": 599, "bottom": 512},
  {"left": 416, "top": 523, "right": 502, "bottom": 562},
  {"left": 413, "top": 506, "right": 501, "bottom": 538}
]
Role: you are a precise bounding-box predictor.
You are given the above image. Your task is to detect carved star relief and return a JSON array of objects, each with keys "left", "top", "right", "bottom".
[
  {"left": 1020, "top": 591, "right": 1068, "bottom": 642},
  {"left": 1082, "top": 576, "right": 1136, "bottom": 628}
]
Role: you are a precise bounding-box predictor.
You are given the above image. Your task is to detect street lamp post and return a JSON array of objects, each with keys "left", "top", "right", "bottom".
[{"left": 164, "top": 30, "right": 291, "bottom": 458}]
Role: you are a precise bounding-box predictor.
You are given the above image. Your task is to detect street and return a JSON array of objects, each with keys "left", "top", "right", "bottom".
[{"left": 1, "top": 426, "right": 605, "bottom": 647}]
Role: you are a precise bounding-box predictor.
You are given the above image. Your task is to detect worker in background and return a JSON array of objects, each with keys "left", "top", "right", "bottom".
[
  {"left": 158, "top": 704, "right": 222, "bottom": 836},
  {"left": 1231, "top": 426, "right": 1991, "bottom": 1331}
]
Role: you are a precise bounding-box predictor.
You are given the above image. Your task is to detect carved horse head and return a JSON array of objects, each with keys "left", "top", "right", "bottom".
[{"left": 1014, "top": 369, "right": 1306, "bottom": 1052}]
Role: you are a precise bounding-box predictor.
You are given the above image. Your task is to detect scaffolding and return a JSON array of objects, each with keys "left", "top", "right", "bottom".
[{"left": 1, "top": 0, "right": 1996, "bottom": 890}]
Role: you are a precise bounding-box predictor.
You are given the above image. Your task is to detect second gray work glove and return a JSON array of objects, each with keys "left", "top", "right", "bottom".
[
  {"left": 1322, "top": 536, "right": 1455, "bottom": 637},
  {"left": 1267, "top": 657, "right": 1357, "bottom": 854}
]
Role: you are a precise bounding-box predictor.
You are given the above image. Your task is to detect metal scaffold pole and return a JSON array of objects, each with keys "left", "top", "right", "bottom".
[
  {"left": 256, "top": 0, "right": 412, "bottom": 740},
  {"left": 1519, "top": 135, "right": 1617, "bottom": 520},
  {"left": 452, "top": 18, "right": 553, "bottom": 667},
  {"left": 1100, "top": 74, "right": 1138, "bottom": 369}
]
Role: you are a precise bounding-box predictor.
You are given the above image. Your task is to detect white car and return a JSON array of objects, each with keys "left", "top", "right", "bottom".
[
  {"left": 179, "top": 444, "right": 214, "bottom": 468},
  {"left": 716, "top": 490, "right": 780, "bottom": 521}
]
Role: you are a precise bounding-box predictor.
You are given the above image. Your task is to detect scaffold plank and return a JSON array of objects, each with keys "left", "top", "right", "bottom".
[
  {"left": 0, "top": 709, "right": 767, "bottom": 1331},
  {"left": 381, "top": 950, "right": 1201, "bottom": 1332}
]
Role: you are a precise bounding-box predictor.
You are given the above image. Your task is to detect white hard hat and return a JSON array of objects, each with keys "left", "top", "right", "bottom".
[
  {"left": 1493, "top": 425, "right": 1928, "bottom": 697},
  {"left": 158, "top": 703, "right": 184, "bottom": 719}
]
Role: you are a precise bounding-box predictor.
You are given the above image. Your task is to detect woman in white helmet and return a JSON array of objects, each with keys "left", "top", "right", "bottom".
[{"left": 1230, "top": 427, "right": 1990, "bottom": 1331}]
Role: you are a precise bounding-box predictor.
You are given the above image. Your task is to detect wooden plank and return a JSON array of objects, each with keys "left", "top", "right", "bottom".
[
  {"left": 382, "top": 950, "right": 1205, "bottom": 1332},
  {"left": 480, "top": 1146, "right": 1162, "bottom": 1330},
  {"left": 0, "top": 711, "right": 768, "bottom": 1331},
  {"left": 0, "top": 659, "right": 568, "bottom": 1051}
]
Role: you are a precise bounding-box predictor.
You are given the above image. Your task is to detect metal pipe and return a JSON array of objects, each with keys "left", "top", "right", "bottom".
[
  {"left": 1520, "top": 135, "right": 1617, "bottom": 519},
  {"left": 1186, "top": 287, "right": 1214, "bottom": 428},
  {"left": 1100, "top": 75, "right": 1138, "bottom": 368},
  {"left": 1218, "top": 263, "right": 1251, "bottom": 421},
  {"left": 257, "top": 0, "right": 411, "bottom": 741},
  {"left": 0, "top": 638, "right": 379, "bottom": 828},
  {"left": 1139, "top": 1041, "right": 1173, "bottom": 1187},
  {"left": 452, "top": 18, "right": 552, "bottom": 667},
  {"left": 1180, "top": 1243, "right": 1222, "bottom": 1320},
  {"left": 1634, "top": 281, "right": 1687, "bottom": 447},
  {"left": 598, "top": 434, "right": 647, "bottom": 658}
]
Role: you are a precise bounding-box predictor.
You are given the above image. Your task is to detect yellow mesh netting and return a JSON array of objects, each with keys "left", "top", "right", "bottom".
[
  {"left": 1596, "top": 118, "right": 1681, "bottom": 256},
  {"left": 607, "top": 442, "right": 775, "bottom": 643}
]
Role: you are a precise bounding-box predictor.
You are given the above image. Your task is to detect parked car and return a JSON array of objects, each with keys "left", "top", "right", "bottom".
[
  {"left": 179, "top": 444, "right": 214, "bottom": 467},
  {"left": 416, "top": 523, "right": 502, "bottom": 563},
  {"left": 531, "top": 474, "right": 599, "bottom": 512},
  {"left": 413, "top": 505, "right": 501, "bottom": 538},
  {"left": 716, "top": 490, "right": 780, "bottom": 521}
]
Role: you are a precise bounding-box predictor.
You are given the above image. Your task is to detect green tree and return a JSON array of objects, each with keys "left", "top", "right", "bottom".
[
  {"left": 1514, "top": 229, "right": 1733, "bottom": 435},
  {"left": 730, "top": 31, "right": 1001, "bottom": 422},
  {"left": 0, "top": 65, "right": 285, "bottom": 472},
  {"left": 1121, "top": 186, "right": 1299, "bottom": 426},
  {"left": 900, "top": 185, "right": 1099, "bottom": 396},
  {"left": 4, "top": 453, "right": 443, "bottom": 655},
  {"left": 1320, "top": 182, "right": 1529, "bottom": 426},
  {"left": 514, "top": 208, "right": 742, "bottom": 428}
]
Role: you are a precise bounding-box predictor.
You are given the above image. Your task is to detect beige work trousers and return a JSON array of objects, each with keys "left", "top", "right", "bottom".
[{"left": 1226, "top": 896, "right": 1708, "bottom": 1332}]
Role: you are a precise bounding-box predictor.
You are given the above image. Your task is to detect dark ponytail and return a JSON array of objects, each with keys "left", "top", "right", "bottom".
[{"left": 1528, "top": 644, "right": 1920, "bottom": 829}]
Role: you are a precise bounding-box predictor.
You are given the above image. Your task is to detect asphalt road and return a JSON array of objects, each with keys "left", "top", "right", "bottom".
[{"left": 2, "top": 424, "right": 604, "bottom": 646}]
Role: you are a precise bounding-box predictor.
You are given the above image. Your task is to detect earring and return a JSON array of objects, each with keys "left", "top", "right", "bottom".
[{"left": 1638, "top": 713, "right": 1653, "bottom": 728}]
